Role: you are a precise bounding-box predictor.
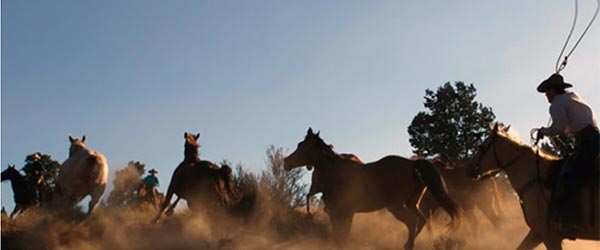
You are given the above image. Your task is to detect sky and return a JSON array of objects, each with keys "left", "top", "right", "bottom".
[{"left": 1, "top": 1, "right": 599, "bottom": 212}]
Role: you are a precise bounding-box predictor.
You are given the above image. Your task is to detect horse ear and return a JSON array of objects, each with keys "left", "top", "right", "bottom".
[
  {"left": 184, "top": 132, "right": 188, "bottom": 138},
  {"left": 81, "top": 135, "right": 86, "bottom": 143},
  {"left": 316, "top": 130, "right": 320, "bottom": 137},
  {"left": 504, "top": 125, "right": 511, "bottom": 132},
  {"left": 195, "top": 133, "right": 200, "bottom": 140},
  {"left": 307, "top": 127, "right": 314, "bottom": 136},
  {"left": 69, "top": 135, "right": 75, "bottom": 143},
  {"left": 492, "top": 122, "right": 499, "bottom": 132}
]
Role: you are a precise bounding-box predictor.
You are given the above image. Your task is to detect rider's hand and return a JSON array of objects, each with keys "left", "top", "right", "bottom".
[{"left": 536, "top": 127, "right": 545, "bottom": 141}]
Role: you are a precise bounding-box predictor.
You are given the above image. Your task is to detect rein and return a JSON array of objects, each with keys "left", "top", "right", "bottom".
[
  {"left": 474, "top": 133, "right": 527, "bottom": 180},
  {"left": 474, "top": 132, "right": 549, "bottom": 203}
]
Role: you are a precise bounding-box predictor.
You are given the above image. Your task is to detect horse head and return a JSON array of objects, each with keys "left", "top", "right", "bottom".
[
  {"left": 184, "top": 132, "right": 201, "bottom": 162},
  {"left": 1, "top": 165, "right": 20, "bottom": 182},
  {"left": 68, "top": 135, "right": 87, "bottom": 157},
  {"left": 284, "top": 127, "right": 331, "bottom": 171},
  {"left": 466, "top": 123, "right": 511, "bottom": 179}
]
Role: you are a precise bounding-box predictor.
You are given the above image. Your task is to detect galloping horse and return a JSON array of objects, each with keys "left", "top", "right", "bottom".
[
  {"left": 137, "top": 183, "right": 166, "bottom": 209},
  {"left": 154, "top": 133, "right": 242, "bottom": 222},
  {"left": 284, "top": 128, "right": 459, "bottom": 250},
  {"left": 55, "top": 135, "right": 108, "bottom": 216},
  {"left": 1, "top": 165, "right": 38, "bottom": 218},
  {"left": 466, "top": 124, "right": 598, "bottom": 250},
  {"left": 305, "top": 153, "right": 363, "bottom": 216},
  {"left": 423, "top": 160, "right": 505, "bottom": 232}
]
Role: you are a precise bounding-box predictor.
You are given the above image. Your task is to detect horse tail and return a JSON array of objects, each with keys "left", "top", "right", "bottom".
[{"left": 413, "top": 159, "right": 460, "bottom": 228}]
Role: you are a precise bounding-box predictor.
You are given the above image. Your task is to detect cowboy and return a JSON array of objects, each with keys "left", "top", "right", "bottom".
[
  {"left": 536, "top": 73, "right": 599, "bottom": 236},
  {"left": 23, "top": 152, "right": 46, "bottom": 201},
  {"left": 142, "top": 168, "right": 160, "bottom": 203}
]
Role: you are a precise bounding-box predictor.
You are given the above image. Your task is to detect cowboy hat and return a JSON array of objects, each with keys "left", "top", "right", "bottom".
[
  {"left": 537, "top": 73, "right": 573, "bottom": 93},
  {"left": 149, "top": 168, "right": 158, "bottom": 174},
  {"left": 33, "top": 152, "right": 41, "bottom": 161}
]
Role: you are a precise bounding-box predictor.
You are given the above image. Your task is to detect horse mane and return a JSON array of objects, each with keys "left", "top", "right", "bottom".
[{"left": 495, "top": 128, "right": 560, "bottom": 162}]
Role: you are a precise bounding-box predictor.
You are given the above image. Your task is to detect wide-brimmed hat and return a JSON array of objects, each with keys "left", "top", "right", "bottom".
[
  {"left": 149, "top": 168, "right": 158, "bottom": 174},
  {"left": 537, "top": 74, "right": 573, "bottom": 93},
  {"left": 33, "top": 152, "right": 41, "bottom": 161}
]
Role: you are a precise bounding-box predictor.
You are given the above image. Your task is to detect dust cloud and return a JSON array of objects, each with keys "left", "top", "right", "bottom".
[{"left": 2, "top": 192, "right": 598, "bottom": 250}]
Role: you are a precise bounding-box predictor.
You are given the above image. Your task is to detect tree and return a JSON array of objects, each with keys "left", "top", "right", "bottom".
[
  {"left": 260, "top": 145, "right": 306, "bottom": 210},
  {"left": 106, "top": 161, "right": 146, "bottom": 207},
  {"left": 408, "top": 82, "right": 496, "bottom": 165}
]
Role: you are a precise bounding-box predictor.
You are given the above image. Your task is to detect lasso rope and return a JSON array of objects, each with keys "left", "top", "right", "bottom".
[{"left": 555, "top": 0, "right": 600, "bottom": 73}]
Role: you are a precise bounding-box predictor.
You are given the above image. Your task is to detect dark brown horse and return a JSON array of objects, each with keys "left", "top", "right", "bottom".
[
  {"left": 305, "top": 153, "right": 363, "bottom": 217},
  {"left": 466, "top": 124, "right": 598, "bottom": 250},
  {"left": 419, "top": 159, "right": 505, "bottom": 233},
  {"left": 1, "top": 165, "right": 38, "bottom": 218},
  {"left": 154, "top": 133, "right": 242, "bottom": 222},
  {"left": 284, "top": 128, "right": 459, "bottom": 250}
]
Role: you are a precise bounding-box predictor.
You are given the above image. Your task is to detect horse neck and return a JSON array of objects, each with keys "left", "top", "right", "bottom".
[
  {"left": 8, "top": 172, "right": 27, "bottom": 190},
  {"left": 184, "top": 145, "right": 200, "bottom": 163},
  {"left": 498, "top": 140, "right": 553, "bottom": 192},
  {"left": 312, "top": 149, "right": 344, "bottom": 187}
]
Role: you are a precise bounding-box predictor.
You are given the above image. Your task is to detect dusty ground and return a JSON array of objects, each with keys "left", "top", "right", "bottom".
[{"left": 1, "top": 196, "right": 599, "bottom": 250}]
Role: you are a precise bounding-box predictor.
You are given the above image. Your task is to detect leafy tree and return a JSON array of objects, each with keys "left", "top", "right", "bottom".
[
  {"left": 106, "top": 161, "right": 146, "bottom": 207},
  {"left": 260, "top": 145, "right": 306, "bottom": 210},
  {"left": 22, "top": 152, "right": 60, "bottom": 186},
  {"left": 408, "top": 82, "right": 496, "bottom": 165}
]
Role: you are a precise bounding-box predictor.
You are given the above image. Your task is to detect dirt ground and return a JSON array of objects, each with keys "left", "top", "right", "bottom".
[{"left": 2, "top": 195, "right": 598, "bottom": 250}]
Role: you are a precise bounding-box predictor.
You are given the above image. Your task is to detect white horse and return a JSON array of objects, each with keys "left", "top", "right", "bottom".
[
  {"left": 467, "top": 124, "right": 598, "bottom": 250},
  {"left": 55, "top": 135, "right": 108, "bottom": 215}
]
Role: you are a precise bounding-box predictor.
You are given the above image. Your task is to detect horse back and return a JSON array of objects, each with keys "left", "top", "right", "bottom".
[{"left": 58, "top": 149, "right": 108, "bottom": 196}]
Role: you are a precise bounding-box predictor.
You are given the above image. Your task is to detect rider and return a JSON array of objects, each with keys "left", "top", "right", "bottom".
[
  {"left": 536, "top": 73, "right": 599, "bottom": 235},
  {"left": 23, "top": 152, "right": 46, "bottom": 201},
  {"left": 143, "top": 168, "right": 160, "bottom": 203}
]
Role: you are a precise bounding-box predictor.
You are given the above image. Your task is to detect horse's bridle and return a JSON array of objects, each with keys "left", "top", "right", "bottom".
[{"left": 472, "top": 131, "right": 527, "bottom": 180}]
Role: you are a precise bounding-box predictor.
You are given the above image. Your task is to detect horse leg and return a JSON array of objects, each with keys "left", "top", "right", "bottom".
[
  {"left": 478, "top": 200, "right": 503, "bottom": 229},
  {"left": 516, "top": 230, "right": 543, "bottom": 250},
  {"left": 389, "top": 207, "right": 424, "bottom": 250},
  {"left": 10, "top": 204, "right": 22, "bottom": 219},
  {"left": 165, "top": 197, "right": 180, "bottom": 216},
  {"left": 87, "top": 184, "right": 106, "bottom": 216},
  {"left": 464, "top": 208, "right": 479, "bottom": 236},
  {"left": 154, "top": 187, "right": 176, "bottom": 223},
  {"left": 328, "top": 211, "right": 353, "bottom": 246}
]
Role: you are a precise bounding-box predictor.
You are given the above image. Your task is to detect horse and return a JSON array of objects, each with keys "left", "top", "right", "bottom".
[
  {"left": 305, "top": 153, "right": 363, "bottom": 217},
  {"left": 284, "top": 128, "right": 459, "bottom": 250},
  {"left": 421, "top": 159, "right": 506, "bottom": 233},
  {"left": 154, "top": 132, "right": 242, "bottom": 223},
  {"left": 466, "top": 123, "right": 599, "bottom": 250},
  {"left": 137, "top": 183, "right": 166, "bottom": 209},
  {"left": 55, "top": 135, "right": 108, "bottom": 216},
  {"left": 1, "top": 165, "right": 38, "bottom": 218}
]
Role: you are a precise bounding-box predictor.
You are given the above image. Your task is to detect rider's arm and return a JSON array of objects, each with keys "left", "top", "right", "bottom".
[{"left": 540, "top": 103, "right": 568, "bottom": 137}]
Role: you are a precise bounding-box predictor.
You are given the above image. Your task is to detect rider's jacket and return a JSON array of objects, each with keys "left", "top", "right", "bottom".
[{"left": 540, "top": 92, "right": 597, "bottom": 136}]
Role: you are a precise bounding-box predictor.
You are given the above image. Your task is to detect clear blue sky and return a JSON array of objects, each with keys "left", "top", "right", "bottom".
[{"left": 2, "top": 1, "right": 599, "bottom": 212}]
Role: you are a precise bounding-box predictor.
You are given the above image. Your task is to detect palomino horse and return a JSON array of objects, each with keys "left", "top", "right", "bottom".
[
  {"left": 1, "top": 165, "right": 38, "bottom": 218},
  {"left": 466, "top": 124, "right": 598, "bottom": 250},
  {"left": 284, "top": 128, "right": 459, "bottom": 250},
  {"left": 422, "top": 160, "right": 506, "bottom": 232},
  {"left": 55, "top": 135, "right": 108, "bottom": 216},
  {"left": 154, "top": 133, "right": 242, "bottom": 222}
]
